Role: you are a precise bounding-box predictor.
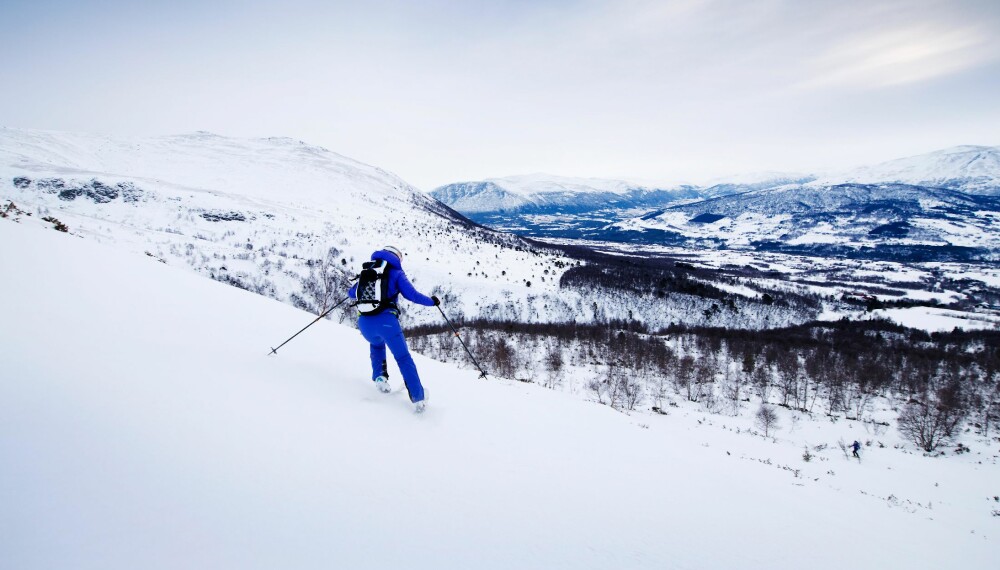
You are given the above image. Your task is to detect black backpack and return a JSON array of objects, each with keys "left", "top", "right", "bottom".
[{"left": 355, "top": 259, "right": 393, "bottom": 315}]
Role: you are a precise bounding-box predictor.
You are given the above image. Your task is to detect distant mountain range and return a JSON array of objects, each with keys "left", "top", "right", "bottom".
[
  {"left": 431, "top": 146, "right": 1000, "bottom": 261},
  {"left": 430, "top": 173, "right": 703, "bottom": 214},
  {"left": 616, "top": 182, "right": 1000, "bottom": 262}
]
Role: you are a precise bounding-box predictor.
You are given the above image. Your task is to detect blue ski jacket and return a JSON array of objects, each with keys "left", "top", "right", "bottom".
[{"left": 347, "top": 249, "right": 436, "bottom": 310}]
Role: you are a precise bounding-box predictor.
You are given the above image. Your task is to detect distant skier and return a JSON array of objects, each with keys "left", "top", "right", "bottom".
[
  {"left": 348, "top": 246, "right": 438, "bottom": 412},
  {"left": 852, "top": 440, "right": 862, "bottom": 459}
]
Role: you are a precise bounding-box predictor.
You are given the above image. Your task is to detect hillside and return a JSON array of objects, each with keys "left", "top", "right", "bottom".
[
  {"left": 0, "top": 127, "right": 818, "bottom": 331},
  {"left": 0, "top": 127, "right": 576, "bottom": 326},
  {"left": 2, "top": 207, "right": 997, "bottom": 570}
]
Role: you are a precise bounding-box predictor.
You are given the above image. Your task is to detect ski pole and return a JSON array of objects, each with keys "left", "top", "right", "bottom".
[
  {"left": 269, "top": 296, "right": 351, "bottom": 356},
  {"left": 436, "top": 305, "right": 488, "bottom": 379}
]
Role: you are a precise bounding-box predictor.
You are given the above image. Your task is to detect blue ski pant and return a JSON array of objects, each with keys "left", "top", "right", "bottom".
[{"left": 357, "top": 311, "right": 425, "bottom": 403}]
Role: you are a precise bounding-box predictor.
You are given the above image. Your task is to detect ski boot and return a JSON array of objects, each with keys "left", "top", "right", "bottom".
[{"left": 413, "top": 390, "right": 428, "bottom": 413}]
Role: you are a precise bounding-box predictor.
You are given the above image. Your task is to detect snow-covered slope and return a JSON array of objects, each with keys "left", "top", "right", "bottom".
[
  {"left": 815, "top": 145, "right": 1000, "bottom": 195},
  {"left": 0, "top": 127, "right": 578, "bottom": 326},
  {"left": 2, "top": 212, "right": 997, "bottom": 570},
  {"left": 1, "top": 128, "right": 421, "bottom": 206}
]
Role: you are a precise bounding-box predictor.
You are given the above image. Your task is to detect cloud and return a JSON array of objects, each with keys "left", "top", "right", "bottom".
[{"left": 799, "top": 23, "right": 1000, "bottom": 89}]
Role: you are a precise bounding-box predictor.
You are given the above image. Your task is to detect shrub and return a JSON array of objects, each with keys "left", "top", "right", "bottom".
[{"left": 41, "top": 216, "right": 69, "bottom": 232}]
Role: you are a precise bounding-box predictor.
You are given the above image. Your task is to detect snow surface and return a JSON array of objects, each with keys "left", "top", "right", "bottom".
[
  {"left": 870, "top": 306, "right": 1000, "bottom": 332},
  {"left": 3, "top": 210, "right": 998, "bottom": 570}
]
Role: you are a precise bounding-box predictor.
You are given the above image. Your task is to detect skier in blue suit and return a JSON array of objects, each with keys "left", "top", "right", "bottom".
[{"left": 348, "top": 246, "right": 438, "bottom": 412}]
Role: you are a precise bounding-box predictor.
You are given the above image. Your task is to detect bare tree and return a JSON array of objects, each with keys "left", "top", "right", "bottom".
[
  {"left": 620, "top": 369, "right": 644, "bottom": 412},
  {"left": 723, "top": 361, "right": 747, "bottom": 416},
  {"left": 650, "top": 369, "right": 670, "bottom": 410},
  {"left": 675, "top": 354, "right": 695, "bottom": 401},
  {"left": 836, "top": 438, "right": 851, "bottom": 460},
  {"left": 302, "top": 247, "right": 352, "bottom": 320},
  {"left": 776, "top": 352, "right": 799, "bottom": 408},
  {"left": 598, "top": 365, "right": 625, "bottom": 409},
  {"left": 897, "top": 385, "right": 967, "bottom": 452},
  {"left": 753, "top": 364, "right": 773, "bottom": 404},
  {"left": 974, "top": 381, "right": 1000, "bottom": 438},
  {"left": 587, "top": 364, "right": 643, "bottom": 412},
  {"left": 543, "top": 341, "right": 564, "bottom": 389},
  {"left": 755, "top": 404, "right": 780, "bottom": 437},
  {"left": 695, "top": 359, "right": 719, "bottom": 412},
  {"left": 489, "top": 337, "right": 518, "bottom": 379}
]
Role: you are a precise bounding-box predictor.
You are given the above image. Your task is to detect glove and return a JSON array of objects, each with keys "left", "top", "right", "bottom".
[{"left": 431, "top": 295, "right": 441, "bottom": 306}]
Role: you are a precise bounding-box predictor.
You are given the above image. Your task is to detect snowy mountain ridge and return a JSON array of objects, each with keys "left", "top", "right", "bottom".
[
  {"left": 601, "top": 146, "right": 1000, "bottom": 260},
  {"left": 815, "top": 145, "right": 1000, "bottom": 194},
  {"left": 0, "top": 127, "right": 423, "bottom": 207}
]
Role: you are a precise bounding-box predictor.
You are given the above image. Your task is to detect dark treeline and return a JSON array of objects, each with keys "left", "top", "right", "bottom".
[
  {"left": 410, "top": 317, "right": 1000, "bottom": 450},
  {"left": 560, "top": 263, "right": 732, "bottom": 301},
  {"left": 554, "top": 249, "right": 824, "bottom": 316},
  {"left": 534, "top": 238, "right": 825, "bottom": 308}
]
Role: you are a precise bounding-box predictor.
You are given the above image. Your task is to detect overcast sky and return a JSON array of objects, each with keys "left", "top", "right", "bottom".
[{"left": 2, "top": 0, "right": 999, "bottom": 189}]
